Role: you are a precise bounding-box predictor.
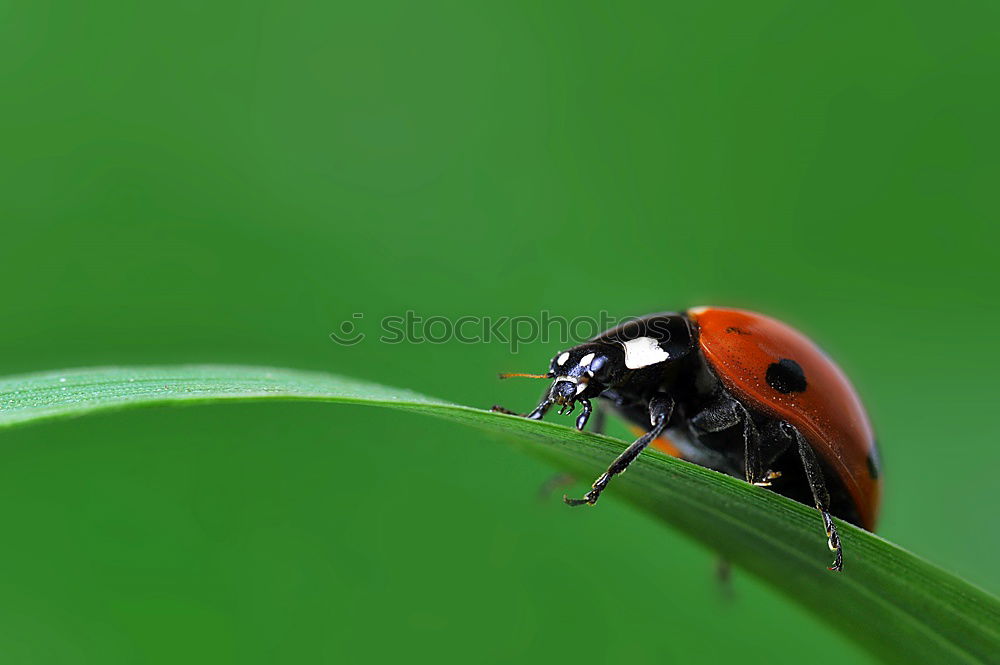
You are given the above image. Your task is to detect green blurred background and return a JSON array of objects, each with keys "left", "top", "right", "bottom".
[{"left": 1, "top": 1, "right": 997, "bottom": 663}]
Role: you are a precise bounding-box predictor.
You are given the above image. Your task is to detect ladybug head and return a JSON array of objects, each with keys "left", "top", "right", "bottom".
[
  {"left": 498, "top": 342, "right": 629, "bottom": 419},
  {"left": 543, "top": 343, "right": 626, "bottom": 406}
]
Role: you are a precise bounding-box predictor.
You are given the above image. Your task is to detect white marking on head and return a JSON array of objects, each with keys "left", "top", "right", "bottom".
[
  {"left": 575, "top": 381, "right": 588, "bottom": 395},
  {"left": 555, "top": 375, "right": 578, "bottom": 384},
  {"left": 579, "top": 352, "right": 595, "bottom": 367},
  {"left": 557, "top": 351, "right": 570, "bottom": 366},
  {"left": 620, "top": 337, "right": 670, "bottom": 369}
]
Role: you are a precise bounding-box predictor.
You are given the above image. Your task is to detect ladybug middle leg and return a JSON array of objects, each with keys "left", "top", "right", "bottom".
[
  {"left": 589, "top": 402, "right": 607, "bottom": 435},
  {"left": 564, "top": 394, "right": 674, "bottom": 506},
  {"left": 688, "top": 394, "right": 775, "bottom": 485}
]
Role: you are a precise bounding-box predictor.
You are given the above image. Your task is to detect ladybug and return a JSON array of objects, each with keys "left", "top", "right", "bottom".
[{"left": 493, "top": 307, "right": 881, "bottom": 571}]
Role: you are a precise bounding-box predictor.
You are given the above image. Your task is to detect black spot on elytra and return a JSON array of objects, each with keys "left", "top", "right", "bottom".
[
  {"left": 866, "top": 446, "right": 881, "bottom": 479},
  {"left": 766, "top": 358, "right": 807, "bottom": 394}
]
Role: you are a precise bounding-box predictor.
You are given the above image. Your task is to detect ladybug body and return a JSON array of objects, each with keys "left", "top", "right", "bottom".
[{"left": 494, "top": 307, "right": 881, "bottom": 571}]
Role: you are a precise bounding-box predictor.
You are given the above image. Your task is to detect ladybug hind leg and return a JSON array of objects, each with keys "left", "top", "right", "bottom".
[{"left": 782, "top": 422, "right": 844, "bottom": 572}]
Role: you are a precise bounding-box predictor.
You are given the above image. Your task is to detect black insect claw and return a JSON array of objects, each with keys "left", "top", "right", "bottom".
[
  {"left": 563, "top": 493, "right": 590, "bottom": 506},
  {"left": 828, "top": 538, "right": 844, "bottom": 572},
  {"left": 563, "top": 489, "right": 599, "bottom": 506}
]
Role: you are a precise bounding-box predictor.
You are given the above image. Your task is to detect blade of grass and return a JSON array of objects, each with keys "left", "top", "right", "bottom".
[{"left": 0, "top": 365, "right": 996, "bottom": 664}]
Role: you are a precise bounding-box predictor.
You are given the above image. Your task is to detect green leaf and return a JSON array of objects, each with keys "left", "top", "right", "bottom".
[{"left": 0, "top": 365, "right": 997, "bottom": 664}]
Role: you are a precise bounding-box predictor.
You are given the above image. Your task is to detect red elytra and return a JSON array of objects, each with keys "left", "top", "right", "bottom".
[{"left": 689, "top": 307, "right": 881, "bottom": 530}]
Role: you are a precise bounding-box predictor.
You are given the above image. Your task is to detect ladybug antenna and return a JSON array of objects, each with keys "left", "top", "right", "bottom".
[{"left": 498, "top": 372, "right": 551, "bottom": 380}]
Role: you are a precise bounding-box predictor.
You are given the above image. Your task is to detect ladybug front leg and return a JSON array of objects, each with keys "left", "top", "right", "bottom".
[
  {"left": 536, "top": 401, "right": 606, "bottom": 500},
  {"left": 783, "top": 422, "right": 844, "bottom": 572},
  {"left": 564, "top": 394, "right": 674, "bottom": 507},
  {"left": 491, "top": 392, "right": 553, "bottom": 420}
]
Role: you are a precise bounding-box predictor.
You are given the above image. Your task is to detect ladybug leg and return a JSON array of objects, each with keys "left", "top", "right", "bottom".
[
  {"left": 589, "top": 402, "right": 607, "bottom": 435},
  {"left": 753, "top": 420, "right": 794, "bottom": 487},
  {"left": 598, "top": 389, "right": 627, "bottom": 408},
  {"left": 491, "top": 395, "right": 553, "bottom": 420},
  {"left": 689, "top": 396, "right": 768, "bottom": 485},
  {"left": 535, "top": 401, "right": 608, "bottom": 499},
  {"left": 688, "top": 395, "right": 740, "bottom": 433},
  {"left": 526, "top": 398, "right": 553, "bottom": 420},
  {"left": 715, "top": 558, "right": 734, "bottom": 600},
  {"left": 574, "top": 398, "right": 593, "bottom": 430},
  {"left": 736, "top": 403, "right": 766, "bottom": 487},
  {"left": 536, "top": 472, "right": 575, "bottom": 501},
  {"left": 564, "top": 395, "right": 674, "bottom": 507},
  {"left": 785, "top": 422, "right": 844, "bottom": 572},
  {"left": 535, "top": 399, "right": 598, "bottom": 499}
]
